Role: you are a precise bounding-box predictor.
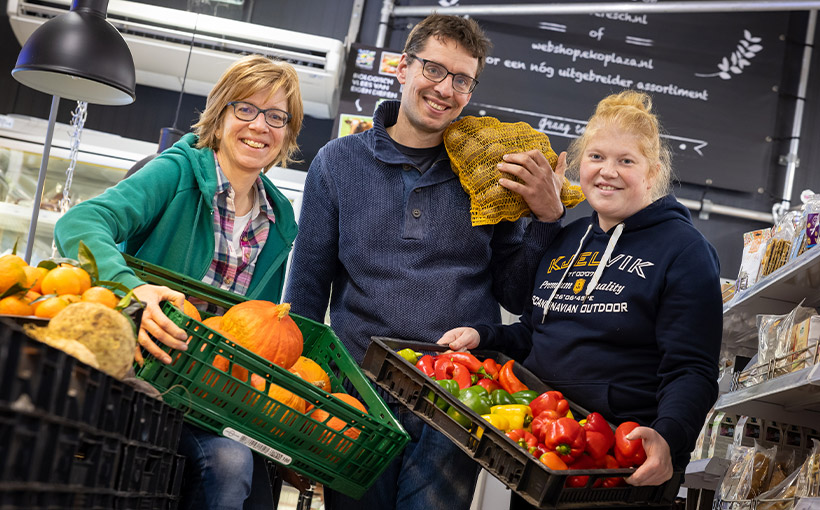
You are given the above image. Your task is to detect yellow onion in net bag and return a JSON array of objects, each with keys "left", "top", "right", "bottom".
[{"left": 444, "top": 116, "right": 584, "bottom": 226}]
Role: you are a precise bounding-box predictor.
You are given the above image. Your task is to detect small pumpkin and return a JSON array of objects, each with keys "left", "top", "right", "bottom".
[
  {"left": 220, "top": 301, "right": 303, "bottom": 369},
  {"left": 289, "top": 356, "right": 331, "bottom": 391},
  {"left": 251, "top": 375, "right": 306, "bottom": 414},
  {"left": 310, "top": 393, "right": 367, "bottom": 439}
]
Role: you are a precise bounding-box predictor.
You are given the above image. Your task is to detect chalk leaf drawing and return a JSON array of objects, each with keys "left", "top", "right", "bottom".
[{"left": 695, "top": 30, "right": 762, "bottom": 79}]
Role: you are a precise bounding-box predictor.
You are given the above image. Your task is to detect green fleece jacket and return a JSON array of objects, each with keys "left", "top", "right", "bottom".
[{"left": 54, "top": 133, "right": 298, "bottom": 303}]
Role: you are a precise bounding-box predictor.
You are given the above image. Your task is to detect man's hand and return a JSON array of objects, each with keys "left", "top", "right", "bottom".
[
  {"left": 436, "top": 327, "right": 480, "bottom": 352},
  {"left": 498, "top": 150, "right": 567, "bottom": 222},
  {"left": 133, "top": 284, "right": 189, "bottom": 364},
  {"left": 624, "top": 426, "right": 674, "bottom": 486}
]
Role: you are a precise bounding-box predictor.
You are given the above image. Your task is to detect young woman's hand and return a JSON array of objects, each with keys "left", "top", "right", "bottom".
[
  {"left": 436, "top": 327, "right": 480, "bottom": 351},
  {"left": 133, "top": 284, "right": 189, "bottom": 364},
  {"left": 498, "top": 150, "right": 567, "bottom": 222},
  {"left": 623, "top": 426, "right": 674, "bottom": 486}
]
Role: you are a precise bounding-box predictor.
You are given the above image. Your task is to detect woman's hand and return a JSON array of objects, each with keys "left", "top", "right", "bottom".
[
  {"left": 498, "top": 150, "right": 567, "bottom": 223},
  {"left": 436, "top": 327, "right": 480, "bottom": 352},
  {"left": 624, "top": 426, "right": 674, "bottom": 486},
  {"left": 133, "top": 284, "right": 189, "bottom": 364}
]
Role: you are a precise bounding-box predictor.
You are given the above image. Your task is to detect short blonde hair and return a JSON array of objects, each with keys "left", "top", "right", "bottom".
[
  {"left": 567, "top": 90, "right": 672, "bottom": 200},
  {"left": 192, "top": 54, "right": 303, "bottom": 169}
]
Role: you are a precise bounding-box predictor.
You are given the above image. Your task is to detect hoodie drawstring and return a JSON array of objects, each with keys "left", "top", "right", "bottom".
[
  {"left": 542, "top": 224, "right": 592, "bottom": 323},
  {"left": 584, "top": 223, "right": 624, "bottom": 300},
  {"left": 541, "top": 222, "right": 625, "bottom": 322}
]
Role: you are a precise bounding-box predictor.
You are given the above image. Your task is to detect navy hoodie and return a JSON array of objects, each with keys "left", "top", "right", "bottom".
[{"left": 477, "top": 195, "right": 722, "bottom": 468}]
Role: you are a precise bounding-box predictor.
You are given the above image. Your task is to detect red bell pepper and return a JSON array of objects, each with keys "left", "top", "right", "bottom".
[
  {"left": 581, "top": 412, "right": 616, "bottom": 460},
  {"left": 436, "top": 352, "right": 482, "bottom": 373},
  {"left": 529, "top": 442, "right": 548, "bottom": 459},
  {"left": 415, "top": 355, "right": 435, "bottom": 377},
  {"left": 530, "top": 391, "right": 570, "bottom": 418},
  {"left": 506, "top": 429, "right": 538, "bottom": 450},
  {"left": 543, "top": 417, "right": 586, "bottom": 464},
  {"left": 531, "top": 411, "right": 557, "bottom": 444},
  {"left": 614, "top": 421, "right": 647, "bottom": 467},
  {"left": 451, "top": 362, "right": 472, "bottom": 389},
  {"left": 497, "top": 360, "right": 528, "bottom": 394},
  {"left": 434, "top": 357, "right": 454, "bottom": 380},
  {"left": 564, "top": 454, "right": 599, "bottom": 488},
  {"left": 477, "top": 378, "right": 502, "bottom": 394},
  {"left": 600, "top": 454, "right": 626, "bottom": 488},
  {"left": 481, "top": 358, "right": 500, "bottom": 380}
]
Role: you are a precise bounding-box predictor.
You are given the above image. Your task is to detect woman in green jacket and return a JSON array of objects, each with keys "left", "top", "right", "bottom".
[{"left": 54, "top": 54, "right": 302, "bottom": 510}]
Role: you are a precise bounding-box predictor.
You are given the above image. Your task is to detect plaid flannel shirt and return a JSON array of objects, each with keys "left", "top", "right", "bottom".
[{"left": 200, "top": 156, "right": 276, "bottom": 304}]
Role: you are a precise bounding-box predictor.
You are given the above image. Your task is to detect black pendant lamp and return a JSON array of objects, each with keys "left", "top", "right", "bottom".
[
  {"left": 12, "top": 0, "right": 136, "bottom": 262},
  {"left": 12, "top": 0, "right": 136, "bottom": 105}
]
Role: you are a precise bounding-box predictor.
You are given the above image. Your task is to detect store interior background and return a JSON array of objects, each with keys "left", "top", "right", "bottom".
[{"left": 3, "top": 0, "right": 820, "bottom": 280}]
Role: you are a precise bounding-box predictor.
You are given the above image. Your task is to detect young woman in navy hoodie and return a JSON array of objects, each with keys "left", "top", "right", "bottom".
[{"left": 438, "top": 90, "right": 722, "bottom": 493}]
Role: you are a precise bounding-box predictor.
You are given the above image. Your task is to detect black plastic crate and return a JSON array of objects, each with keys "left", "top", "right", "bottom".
[
  {"left": 0, "top": 319, "right": 74, "bottom": 417},
  {"left": 0, "top": 404, "right": 121, "bottom": 490},
  {"left": 0, "top": 486, "right": 119, "bottom": 510},
  {"left": 361, "top": 337, "right": 682, "bottom": 509},
  {"left": 99, "top": 378, "right": 136, "bottom": 435}
]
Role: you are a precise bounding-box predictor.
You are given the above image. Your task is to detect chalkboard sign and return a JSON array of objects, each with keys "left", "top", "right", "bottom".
[{"left": 399, "top": 1, "right": 791, "bottom": 194}]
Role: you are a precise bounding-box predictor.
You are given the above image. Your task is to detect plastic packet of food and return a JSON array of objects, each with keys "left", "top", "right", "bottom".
[
  {"left": 804, "top": 195, "right": 820, "bottom": 250},
  {"left": 761, "top": 212, "right": 798, "bottom": 278},
  {"left": 773, "top": 301, "right": 815, "bottom": 375},
  {"left": 795, "top": 438, "right": 820, "bottom": 498},
  {"left": 755, "top": 467, "right": 800, "bottom": 510},
  {"left": 719, "top": 445, "right": 755, "bottom": 502},
  {"left": 736, "top": 228, "right": 771, "bottom": 292},
  {"left": 756, "top": 314, "right": 786, "bottom": 376}
]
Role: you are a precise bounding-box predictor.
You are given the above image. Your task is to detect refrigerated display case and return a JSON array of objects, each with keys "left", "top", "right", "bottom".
[{"left": 0, "top": 113, "right": 157, "bottom": 264}]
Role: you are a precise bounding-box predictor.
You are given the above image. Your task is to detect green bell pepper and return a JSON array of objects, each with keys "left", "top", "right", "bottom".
[
  {"left": 447, "top": 385, "right": 492, "bottom": 428},
  {"left": 511, "top": 390, "right": 540, "bottom": 405},
  {"left": 490, "top": 389, "right": 517, "bottom": 406},
  {"left": 428, "top": 378, "right": 460, "bottom": 411}
]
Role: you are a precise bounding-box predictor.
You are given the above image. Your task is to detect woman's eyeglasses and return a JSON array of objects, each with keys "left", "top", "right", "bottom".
[{"left": 228, "top": 101, "right": 291, "bottom": 128}]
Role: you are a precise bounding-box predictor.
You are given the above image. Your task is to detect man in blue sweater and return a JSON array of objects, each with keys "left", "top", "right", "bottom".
[{"left": 285, "top": 14, "right": 566, "bottom": 510}]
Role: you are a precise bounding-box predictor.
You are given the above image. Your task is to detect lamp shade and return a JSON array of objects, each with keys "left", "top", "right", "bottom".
[{"left": 12, "top": 0, "right": 136, "bottom": 105}]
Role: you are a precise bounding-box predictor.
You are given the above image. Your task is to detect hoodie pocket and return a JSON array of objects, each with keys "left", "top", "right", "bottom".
[
  {"left": 550, "top": 381, "right": 656, "bottom": 424},
  {"left": 549, "top": 381, "right": 611, "bottom": 417}
]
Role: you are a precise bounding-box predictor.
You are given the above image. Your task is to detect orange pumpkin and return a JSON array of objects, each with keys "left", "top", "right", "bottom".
[
  {"left": 289, "top": 356, "right": 331, "bottom": 391},
  {"left": 202, "top": 315, "right": 222, "bottom": 330},
  {"left": 221, "top": 301, "right": 303, "bottom": 369},
  {"left": 310, "top": 393, "right": 367, "bottom": 439},
  {"left": 204, "top": 317, "right": 249, "bottom": 381},
  {"left": 251, "top": 374, "right": 306, "bottom": 413}
]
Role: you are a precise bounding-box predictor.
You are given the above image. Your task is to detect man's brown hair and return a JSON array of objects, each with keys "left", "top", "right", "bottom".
[{"left": 403, "top": 13, "right": 492, "bottom": 76}]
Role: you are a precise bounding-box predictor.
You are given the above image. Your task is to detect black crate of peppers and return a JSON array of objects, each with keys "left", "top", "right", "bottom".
[{"left": 361, "top": 337, "right": 683, "bottom": 509}]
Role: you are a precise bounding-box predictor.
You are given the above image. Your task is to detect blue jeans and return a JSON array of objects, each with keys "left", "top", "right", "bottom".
[
  {"left": 325, "top": 406, "right": 478, "bottom": 510},
  {"left": 177, "top": 424, "right": 274, "bottom": 510}
]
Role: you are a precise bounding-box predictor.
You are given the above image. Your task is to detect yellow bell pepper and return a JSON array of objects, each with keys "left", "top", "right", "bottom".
[
  {"left": 490, "top": 404, "right": 533, "bottom": 431},
  {"left": 481, "top": 414, "right": 510, "bottom": 431}
]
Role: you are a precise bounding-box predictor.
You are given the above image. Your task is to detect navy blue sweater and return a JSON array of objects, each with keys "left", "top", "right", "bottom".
[
  {"left": 285, "top": 101, "right": 562, "bottom": 362},
  {"left": 477, "top": 195, "right": 722, "bottom": 468}
]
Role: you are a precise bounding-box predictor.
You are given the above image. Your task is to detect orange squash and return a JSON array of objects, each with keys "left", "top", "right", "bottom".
[
  {"left": 310, "top": 393, "right": 367, "bottom": 439},
  {"left": 220, "top": 301, "right": 303, "bottom": 370},
  {"left": 289, "top": 356, "right": 331, "bottom": 391},
  {"left": 251, "top": 375, "right": 306, "bottom": 413}
]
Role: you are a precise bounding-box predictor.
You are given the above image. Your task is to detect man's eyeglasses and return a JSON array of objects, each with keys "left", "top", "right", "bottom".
[
  {"left": 407, "top": 54, "right": 478, "bottom": 94},
  {"left": 228, "top": 101, "right": 291, "bottom": 128}
]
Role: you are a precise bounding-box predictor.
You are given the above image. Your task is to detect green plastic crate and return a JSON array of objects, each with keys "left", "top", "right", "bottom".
[{"left": 125, "top": 254, "right": 410, "bottom": 499}]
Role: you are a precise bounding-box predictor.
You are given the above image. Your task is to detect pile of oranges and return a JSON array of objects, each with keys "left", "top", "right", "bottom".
[{"left": 0, "top": 253, "right": 120, "bottom": 319}]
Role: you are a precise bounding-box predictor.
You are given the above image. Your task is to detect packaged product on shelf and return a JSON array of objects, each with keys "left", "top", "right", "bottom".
[
  {"left": 794, "top": 438, "right": 820, "bottom": 498},
  {"left": 760, "top": 212, "right": 798, "bottom": 278},
  {"left": 804, "top": 194, "right": 820, "bottom": 250},
  {"left": 735, "top": 416, "right": 765, "bottom": 449},
  {"left": 736, "top": 228, "right": 771, "bottom": 292},
  {"left": 718, "top": 442, "right": 778, "bottom": 502},
  {"left": 785, "top": 315, "right": 820, "bottom": 373},
  {"left": 774, "top": 303, "right": 817, "bottom": 375},
  {"left": 693, "top": 407, "right": 718, "bottom": 460},
  {"left": 755, "top": 466, "right": 800, "bottom": 510},
  {"left": 710, "top": 412, "right": 738, "bottom": 459}
]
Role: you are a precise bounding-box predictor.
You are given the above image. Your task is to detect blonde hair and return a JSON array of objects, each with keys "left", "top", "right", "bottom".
[
  {"left": 192, "top": 54, "right": 303, "bottom": 169},
  {"left": 567, "top": 90, "right": 672, "bottom": 200}
]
